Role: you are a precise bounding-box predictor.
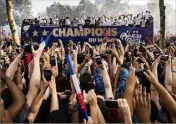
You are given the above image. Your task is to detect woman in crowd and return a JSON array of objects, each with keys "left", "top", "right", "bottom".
[{"left": 0, "top": 36, "right": 176, "bottom": 123}]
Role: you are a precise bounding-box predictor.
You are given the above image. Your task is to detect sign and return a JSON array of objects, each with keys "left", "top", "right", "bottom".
[{"left": 21, "top": 24, "right": 153, "bottom": 46}]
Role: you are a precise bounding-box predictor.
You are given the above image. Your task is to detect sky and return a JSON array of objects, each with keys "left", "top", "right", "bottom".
[{"left": 31, "top": 0, "right": 176, "bottom": 17}]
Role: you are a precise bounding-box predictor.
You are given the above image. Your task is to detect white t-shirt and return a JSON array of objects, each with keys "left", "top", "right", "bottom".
[
  {"left": 121, "top": 19, "right": 127, "bottom": 26},
  {"left": 65, "top": 19, "right": 71, "bottom": 25},
  {"left": 128, "top": 18, "right": 134, "bottom": 25},
  {"left": 91, "top": 19, "right": 95, "bottom": 24},
  {"left": 144, "top": 12, "right": 150, "bottom": 20},
  {"left": 107, "top": 19, "right": 112, "bottom": 25},
  {"left": 135, "top": 17, "right": 141, "bottom": 25}
]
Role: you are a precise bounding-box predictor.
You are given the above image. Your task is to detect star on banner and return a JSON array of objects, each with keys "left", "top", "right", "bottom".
[
  {"left": 42, "top": 29, "right": 48, "bottom": 36},
  {"left": 32, "top": 30, "right": 38, "bottom": 36}
]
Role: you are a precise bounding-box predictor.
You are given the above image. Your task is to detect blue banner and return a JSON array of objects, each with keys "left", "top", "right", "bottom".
[{"left": 21, "top": 24, "right": 153, "bottom": 46}]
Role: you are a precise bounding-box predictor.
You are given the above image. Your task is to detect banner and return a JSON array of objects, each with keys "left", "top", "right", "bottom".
[{"left": 21, "top": 23, "right": 153, "bottom": 46}]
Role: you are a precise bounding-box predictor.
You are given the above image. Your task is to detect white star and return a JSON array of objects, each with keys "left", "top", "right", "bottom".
[
  {"left": 42, "top": 29, "right": 48, "bottom": 36},
  {"left": 32, "top": 30, "right": 38, "bottom": 36}
]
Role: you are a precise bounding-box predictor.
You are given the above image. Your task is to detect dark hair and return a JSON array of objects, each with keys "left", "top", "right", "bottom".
[
  {"left": 80, "top": 72, "right": 94, "bottom": 93},
  {"left": 56, "top": 74, "right": 71, "bottom": 92}
]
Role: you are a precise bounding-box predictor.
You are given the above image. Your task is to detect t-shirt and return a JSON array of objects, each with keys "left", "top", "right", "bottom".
[
  {"left": 128, "top": 19, "right": 134, "bottom": 25},
  {"left": 135, "top": 17, "right": 141, "bottom": 25},
  {"left": 144, "top": 12, "right": 151, "bottom": 20},
  {"left": 65, "top": 19, "right": 70, "bottom": 25},
  {"left": 85, "top": 19, "right": 91, "bottom": 26},
  {"left": 91, "top": 19, "right": 95, "bottom": 24},
  {"left": 121, "top": 20, "right": 127, "bottom": 26}
]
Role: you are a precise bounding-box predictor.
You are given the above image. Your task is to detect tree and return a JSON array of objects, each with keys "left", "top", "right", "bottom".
[
  {"left": 6, "top": 0, "right": 20, "bottom": 45},
  {"left": 75, "top": 0, "right": 99, "bottom": 17},
  {"left": 100, "top": 0, "right": 129, "bottom": 17},
  {"left": 159, "top": 0, "right": 165, "bottom": 48},
  {"left": 46, "top": 0, "right": 99, "bottom": 19},
  {"left": 1, "top": 0, "right": 32, "bottom": 26},
  {"left": 147, "top": 0, "right": 175, "bottom": 46}
]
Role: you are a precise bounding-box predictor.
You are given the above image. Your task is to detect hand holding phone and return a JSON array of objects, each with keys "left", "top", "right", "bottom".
[
  {"left": 89, "top": 49, "right": 93, "bottom": 57},
  {"left": 105, "top": 99, "right": 119, "bottom": 109},
  {"left": 44, "top": 70, "right": 52, "bottom": 81},
  {"left": 136, "top": 57, "right": 145, "bottom": 64},
  {"left": 50, "top": 55, "right": 56, "bottom": 66},
  {"left": 95, "top": 56, "right": 102, "bottom": 65}
]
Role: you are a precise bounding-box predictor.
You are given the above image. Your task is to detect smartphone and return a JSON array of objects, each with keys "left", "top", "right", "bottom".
[
  {"left": 135, "top": 69, "right": 151, "bottom": 93},
  {"left": 44, "top": 70, "right": 52, "bottom": 81},
  {"left": 105, "top": 100, "right": 119, "bottom": 109},
  {"left": 24, "top": 44, "right": 39, "bottom": 54},
  {"left": 100, "top": 54, "right": 108, "bottom": 59},
  {"left": 77, "top": 54, "right": 86, "bottom": 64},
  {"left": 160, "top": 56, "right": 169, "bottom": 61},
  {"left": 16, "top": 49, "right": 20, "bottom": 53},
  {"left": 24, "top": 44, "right": 32, "bottom": 53},
  {"left": 50, "top": 56, "right": 56, "bottom": 66},
  {"left": 136, "top": 57, "right": 145, "bottom": 64},
  {"left": 95, "top": 56, "right": 102, "bottom": 65},
  {"left": 156, "top": 54, "right": 169, "bottom": 61},
  {"left": 89, "top": 49, "right": 93, "bottom": 57}
]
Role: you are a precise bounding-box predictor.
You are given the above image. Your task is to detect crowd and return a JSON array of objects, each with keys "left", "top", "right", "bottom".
[
  {"left": 0, "top": 35, "right": 176, "bottom": 123},
  {"left": 26, "top": 11, "right": 152, "bottom": 28}
]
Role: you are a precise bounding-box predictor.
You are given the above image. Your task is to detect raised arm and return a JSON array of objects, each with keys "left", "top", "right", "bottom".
[
  {"left": 49, "top": 76, "right": 59, "bottom": 112},
  {"left": 117, "top": 39, "right": 125, "bottom": 56},
  {"left": 164, "top": 57, "right": 173, "bottom": 93},
  {"left": 86, "top": 90, "right": 98, "bottom": 123},
  {"left": 15, "top": 63, "right": 23, "bottom": 90},
  {"left": 1, "top": 72, "right": 26, "bottom": 120},
  {"left": 117, "top": 99, "right": 132, "bottom": 123},
  {"left": 78, "top": 55, "right": 90, "bottom": 73},
  {"left": 26, "top": 44, "right": 42, "bottom": 107},
  {"left": 73, "top": 50, "right": 78, "bottom": 74},
  {"left": 27, "top": 80, "right": 49, "bottom": 123},
  {"left": 123, "top": 65, "right": 136, "bottom": 117},
  {"left": 144, "top": 70, "right": 176, "bottom": 122},
  {"left": 70, "top": 94, "right": 79, "bottom": 123},
  {"left": 59, "top": 39, "right": 65, "bottom": 60},
  {"left": 5, "top": 51, "right": 23, "bottom": 79},
  {"left": 99, "top": 63, "right": 114, "bottom": 99}
]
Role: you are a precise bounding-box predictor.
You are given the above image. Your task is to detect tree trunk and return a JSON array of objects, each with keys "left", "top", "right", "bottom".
[
  {"left": 159, "top": 0, "right": 165, "bottom": 48},
  {"left": 6, "top": 0, "right": 20, "bottom": 45}
]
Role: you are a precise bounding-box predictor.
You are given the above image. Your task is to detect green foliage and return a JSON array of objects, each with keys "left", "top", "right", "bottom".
[
  {"left": 0, "top": 0, "right": 32, "bottom": 26},
  {"left": 45, "top": 0, "right": 129, "bottom": 18}
]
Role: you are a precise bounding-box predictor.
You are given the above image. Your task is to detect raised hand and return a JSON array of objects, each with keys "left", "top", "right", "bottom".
[
  {"left": 117, "top": 99, "right": 132, "bottom": 123},
  {"left": 69, "top": 93, "right": 78, "bottom": 112},
  {"left": 48, "top": 76, "right": 56, "bottom": 93},
  {"left": 151, "top": 56, "right": 160, "bottom": 72},
  {"left": 32, "top": 45, "right": 42, "bottom": 59},
  {"left": 126, "top": 65, "right": 136, "bottom": 85},
  {"left": 84, "top": 55, "right": 91, "bottom": 63},
  {"left": 144, "top": 70, "right": 158, "bottom": 84},
  {"left": 86, "top": 89, "right": 97, "bottom": 107},
  {"left": 134, "top": 85, "right": 151, "bottom": 123}
]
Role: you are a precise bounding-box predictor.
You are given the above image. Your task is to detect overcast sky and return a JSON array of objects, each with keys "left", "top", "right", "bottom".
[{"left": 31, "top": 0, "right": 176, "bottom": 17}]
